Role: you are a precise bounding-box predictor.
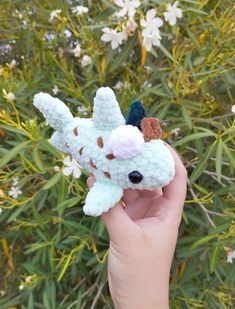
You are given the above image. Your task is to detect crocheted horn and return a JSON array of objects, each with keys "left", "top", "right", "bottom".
[{"left": 140, "top": 117, "right": 162, "bottom": 142}]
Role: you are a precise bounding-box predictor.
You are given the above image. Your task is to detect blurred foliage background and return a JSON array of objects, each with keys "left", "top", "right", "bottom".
[{"left": 0, "top": 0, "right": 235, "bottom": 308}]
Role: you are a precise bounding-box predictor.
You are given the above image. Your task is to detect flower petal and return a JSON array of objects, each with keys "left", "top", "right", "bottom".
[
  {"left": 62, "top": 166, "right": 73, "bottom": 176},
  {"left": 154, "top": 17, "right": 163, "bottom": 28},
  {"left": 63, "top": 156, "right": 71, "bottom": 166},
  {"left": 175, "top": 8, "right": 183, "bottom": 18},
  {"left": 146, "top": 9, "right": 156, "bottom": 22},
  {"left": 73, "top": 167, "right": 81, "bottom": 179}
]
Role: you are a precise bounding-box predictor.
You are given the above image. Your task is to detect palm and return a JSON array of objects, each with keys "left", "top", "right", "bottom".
[{"left": 122, "top": 187, "right": 163, "bottom": 221}]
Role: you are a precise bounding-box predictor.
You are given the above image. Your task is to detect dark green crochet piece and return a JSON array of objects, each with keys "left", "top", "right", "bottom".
[{"left": 125, "top": 100, "right": 147, "bottom": 131}]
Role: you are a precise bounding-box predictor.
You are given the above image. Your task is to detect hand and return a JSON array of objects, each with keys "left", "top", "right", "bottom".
[{"left": 87, "top": 143, "right": 187, "bottom": 309}]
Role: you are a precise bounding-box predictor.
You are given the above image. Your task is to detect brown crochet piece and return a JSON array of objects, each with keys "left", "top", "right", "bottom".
[
  {"left": 79, "top": 147, "right": 83, "bottom": 155},
  {"left": 97, "top": 136, "right": 103, "bottom": 148},
  {"left": 140, "top": 117, "right": 162, "bottom": 142},
  {"left": 89, "top": 159, "right": 97, "bottom": 169},
  {"left": 106, "top": 153, "right": 115, "bottom": 160},
  {"left": 103, "top": 171, "right": 111, "bottom": 179},
  {"left": 73, "top": 127, "right": 78, "bottom": 136}
]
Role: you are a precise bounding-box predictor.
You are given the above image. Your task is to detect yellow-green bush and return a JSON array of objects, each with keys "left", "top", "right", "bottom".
[{"left": 0, "top": 0, "right": 235, "bottom": 308}]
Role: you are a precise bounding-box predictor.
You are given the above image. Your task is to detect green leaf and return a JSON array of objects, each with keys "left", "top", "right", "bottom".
[
  {"left": 215, "top": 138, "right": 223, "bottom": 182},
  {"left": 209, "top": 244, "right": 220, "bottom": 274},
  {"left": 0, "top": 124, "right": 28, "bottom": 136},
  {"left": 25, "top": 241, "right": 52, "bottom": 254},
  {"left": 191, "top": 234, "right": 217, "bottom": 250},
  {"left": 0, "top": 140, "right": 31, "bottom": 168},
  {"left": 215, "top": 183, "right": 235, "bottom": 195},
  {"left": 189, "top": 141, "right": 216, "bottom": 184},
  {"left": 181, "top": 104, "right": 192, "bottom": 129},
  {"left": 32, "top": 146, "right": 44, "bottom": 171},
  {"left": 186, "top": 7, "right": 208, "bottom": 15},
  {"left": 222, "top": 143, "right": 235, "bottom": 168},
  {"left": 159, "top": 44, "right": 175, "bottom": 62},
  {"left": 109, "top": 34, "right": 136, "bottom": 72},
  {"left": 42, "top": 173, "right": 62, "bottom": 190},
  {"left": 173, "top": 132, "right": 214, "bottom": 147},
  {"left": 0, "top": 295, "right": 21, "bottom": 308}
]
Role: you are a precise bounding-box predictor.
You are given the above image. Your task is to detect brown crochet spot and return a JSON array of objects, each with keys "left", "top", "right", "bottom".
[
  {"left": 140, "top": 117, "right": 162, "bottom": 142},
  {"left": 66, "top": 142, "right": 69, "bottom": 148},
  {"left": 104, "top": 172, "right": 111, "bottom": 179},
  {"left": 89, "top": 159, "right": 97, "bottom": 169},
  {"left": 97, "top": 136, "right": 103, "bottom": 148},
  {"left": 106, "top": 153, "right": 115, "bottom": 160},
  {"left": 73, "top": 127, "right": 78, "bottom": 136},
  {"left": 79, "top": 147, "right": 83, "bottom": 155}
]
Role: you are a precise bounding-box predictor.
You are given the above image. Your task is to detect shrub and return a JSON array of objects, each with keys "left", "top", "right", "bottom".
[{"left": 0, "top": 1, "right": 234, "bottom": 308}]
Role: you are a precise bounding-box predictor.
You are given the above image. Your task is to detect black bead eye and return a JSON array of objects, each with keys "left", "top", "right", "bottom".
[{"left": 128, "top": 171, "right": 143, "bottom": 184}]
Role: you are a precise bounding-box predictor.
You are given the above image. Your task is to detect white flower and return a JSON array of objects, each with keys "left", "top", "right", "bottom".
[
  {"left": 126, "top": 18, "right": 138, "bottom": 32},
  {"left": 227, "top": 249, "right": 235, "bottom": 263},
  {"left": 64, "top": 29, "right": 72, "bottom": 38},
  {"left": 0, "top": 290, "right": 6, "bottom": 296},
  {"left": 49, "top": 9, "right": 61, "bottom": 22},
  {"left": 81, "top": 55, "right": 92, "bottom": 67},
  {"left": 141, "top": 9, "right": 163, "bottom": 31},
  {"left": 140, "top": 9, "right": 163, "bottom": 51},
  {"left": 141, "top": 81, "right": 152, "bottom": 89},
  {"left": 172, "top": 127, "right": 181, "bottom": 137},
  {"left": 53, "top": 165, "right": 60, "bottom": 172},
  {"left": 8, "top": 186, "right": 22, "bottom": 199},
  {"left": 0, "top": 208, "right": 2, "bottom": 216},
  {"left": 77, "top": 105, "right": 88, "bottom": 116},
  {"left": 73, "top": 44, "right": 81, "bottom": 57},
  {"left": 142, "top": 28, "right": 162, "bottom": 51},
  {"left": 25, "top": 276, "right": 33, "bottom": 283},
  {"left": 231, "top": 105, "right": 235, "bottom": 114},
  {"left": 19, "top": 284, "right": 24, "bottom": 290},
  {"left": 114, "top": 0, "right": 140, "bottom": 18},
  {"left": 44, "top": 32, "right": 56, "bottom": 43},
  {"left": 52, "top": 85, "right": 59, "bottom": 95},
  {"left": 5, "top": 92, "right": 16, "bottom": 102},
  {"left": 113, "top": 80, "right": 130, "bottom": 89},
  {"left": 62, "top": 156, "right": 82, "bottom": 179},
  {"left": 72, "top": 5, "right": 89, "bottom": 15},
  {"left": 12, "top": 176, "right": 19, "bottom": 186},
  {"left": 101, "top": 27, "right": 127, "bottom": 49},
  {"left": 9, "top": 59, "right": 16, "bottom": 69},
  {"left": 164, "top": 1, "right": 182, "bottom": 26},
  {"left": 113, "top": 81, "right": 124, "bottom": 90}
]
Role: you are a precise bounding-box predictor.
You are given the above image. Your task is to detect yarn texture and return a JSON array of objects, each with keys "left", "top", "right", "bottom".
[
  {"left": 106, "top": 125, "right": 145, "bottom": 159},
  {"left": 33, "top": 87, "right": 175, "bottom": 216}
]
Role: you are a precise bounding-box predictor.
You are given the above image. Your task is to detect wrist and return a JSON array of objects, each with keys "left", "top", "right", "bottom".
[
  {"left": 114, "top": 296, "right": 169, "bottom": 309},
  {"left": 111, "top": 280, "right": 169, "bottom": 309}
]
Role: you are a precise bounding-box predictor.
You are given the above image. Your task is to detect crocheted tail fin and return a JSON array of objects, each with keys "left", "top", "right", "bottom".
[
  {"left": 33, "top": 92, "right": 74, "bottom": 132},
  {"left": 93, "top": 87, "right": 125, "bottom": 130}
]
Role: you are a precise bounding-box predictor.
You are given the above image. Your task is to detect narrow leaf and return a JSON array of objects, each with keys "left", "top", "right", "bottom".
[
  {"left": 0, "top": 140, "right": 31, "bottom": 168},
  {"left": 215, "top": 138, "right": 223, "bottom": 182},
  {"left": 173, "top": 132, "right": 214, "bottom": 147},
  {"left": 42, "top": 173, "right": 62, "bottom": 190}
]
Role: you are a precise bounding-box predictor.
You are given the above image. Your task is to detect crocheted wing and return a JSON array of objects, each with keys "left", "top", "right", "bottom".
[{"left": 92, "top": 87, "right": 125, "bottom": 130}]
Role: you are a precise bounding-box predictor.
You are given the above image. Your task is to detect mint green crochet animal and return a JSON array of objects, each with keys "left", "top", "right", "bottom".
[{"left": 33, "top": 87, "right": 175, "bottom": 216}]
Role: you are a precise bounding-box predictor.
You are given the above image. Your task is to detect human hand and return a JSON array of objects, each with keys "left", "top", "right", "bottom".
[{"left": 87, "top": 143, "right": 187, "bottom": 309}]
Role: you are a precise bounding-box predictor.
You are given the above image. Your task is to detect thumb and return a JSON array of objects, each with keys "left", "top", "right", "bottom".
[{"left": 102, "top": 200, "right": 135, "bottom": 242}]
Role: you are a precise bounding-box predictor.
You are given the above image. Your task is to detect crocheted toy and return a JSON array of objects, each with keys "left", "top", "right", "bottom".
[{"left": 33, "top": 87, "right": 175, "bottom": 216}]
